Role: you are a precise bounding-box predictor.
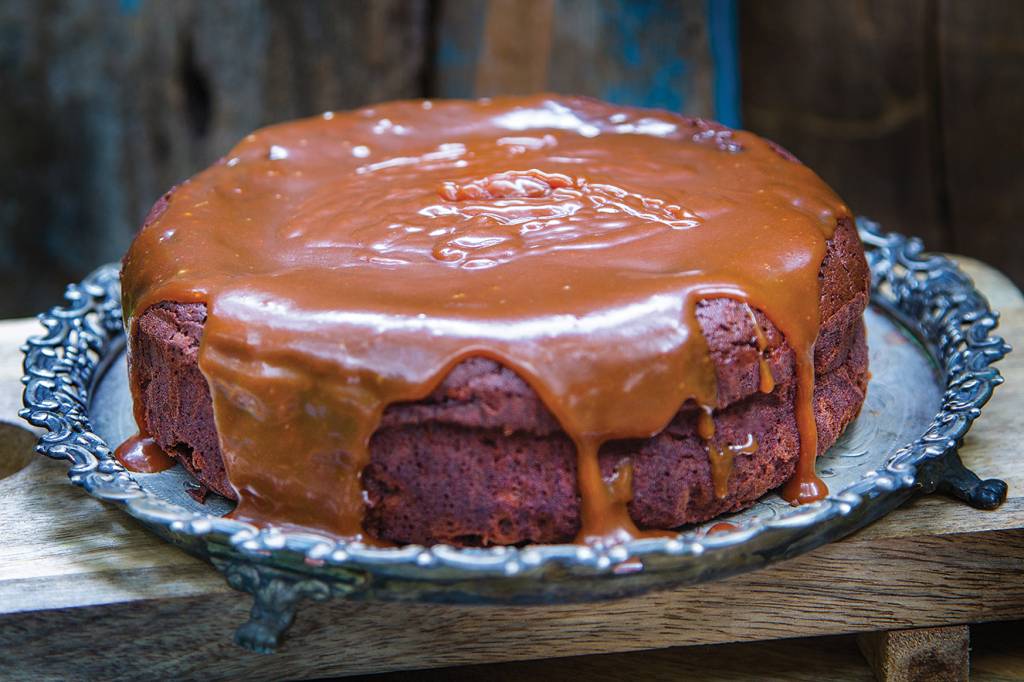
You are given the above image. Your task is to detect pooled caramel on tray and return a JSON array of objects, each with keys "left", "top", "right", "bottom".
[{"left": 121, "top": 95, "right": 848, "bottom": 544}]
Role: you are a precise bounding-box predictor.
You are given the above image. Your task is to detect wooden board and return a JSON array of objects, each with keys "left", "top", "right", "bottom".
[
  {"left": 434, "top": 0, "right": 721, "bottom": 118},
  {"left": 739, "top": 0, "right": 1024, "bottom": 289},
  {"left": 0, "top": 256, "right": 1022, "bottom": 680},
  {"left": 6, "top": 0, "right": 1024, "bottom": 313},
  {"left": 350, "top": 621, "right": 1024, "bottom": 681},
  {"left": 0, "top": 0, "right": 427, "bottom": 319},
  {"left": 936, "top": 0, "right": 1024, "bottom": 302},
  {"left": 858, "top": 625, "right": 969, "bottom": 682},
  {"left": 740, "top": 0, "right": 950, "bottom": 251}
]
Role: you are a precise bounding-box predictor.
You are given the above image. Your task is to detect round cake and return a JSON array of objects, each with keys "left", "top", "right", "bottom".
[{"left": 121, "top": 95, "right": 869, "bottom": 547}]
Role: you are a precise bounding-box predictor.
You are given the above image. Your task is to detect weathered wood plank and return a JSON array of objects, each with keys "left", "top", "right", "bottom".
[
  {"left": 349, "top": 622, "right": 1024, "bottom": 681},
  {"left": 857, "top": 625, "right": 969, "bottom": 682},
  {"left": 1, "top": 530, "right": 1021, "bottom": 680},
  {"left": 0, "top": 317, "right": 40, "bottom": 436},
  {"left": 547, "top": 0, "right": 715, "bottom": 115},
  {"left": 740, "top": 0, "right": 950, "bottom": 250},
  {"left": 436, "top": 0, "right": 718, "bottom": 116},
  {"left": 351, "top": 633, "right": 875, "bottom": 681},
  {"left": 474, "top": 0, "right": 555, "bottom": 95},
  {"left": 937, "top": 0, "right": 1024, "bottom": 290},
  {"left": 0, "top": 257, "right": 1020, "bottom": 679},
  {"left": 971, "top": 620, "right": 1024, "bottom": 682},
  {"left": 431, "top": 0, "right": 489, "bottom": 98},
  {"left": 0, "top": 0, "right": 427, "bottom": 319}
]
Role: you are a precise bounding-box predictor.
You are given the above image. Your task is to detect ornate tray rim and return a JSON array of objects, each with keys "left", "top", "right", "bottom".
[{"left": 20, "top": 218, "right": 1010, "bottom": 650}]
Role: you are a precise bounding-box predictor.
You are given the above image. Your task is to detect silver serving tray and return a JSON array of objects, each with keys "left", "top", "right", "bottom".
[{"left": 21, "top": 219, "right": 1009, "bottom": 653}]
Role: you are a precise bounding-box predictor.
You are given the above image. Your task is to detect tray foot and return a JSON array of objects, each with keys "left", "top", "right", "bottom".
[
  {"left": 917, "top": 444, "right": 1008, "bottom": 511},
  {"left": 213, "top": 558, "right": 365, "bottom": 653}
]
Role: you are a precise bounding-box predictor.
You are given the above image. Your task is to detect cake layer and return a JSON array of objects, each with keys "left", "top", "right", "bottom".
[
  {"left": 365, "top": 320, "right": 867, "bottom": 545},
  {"left": 132, "top": 304, "right": 866, "bottom": 545}
]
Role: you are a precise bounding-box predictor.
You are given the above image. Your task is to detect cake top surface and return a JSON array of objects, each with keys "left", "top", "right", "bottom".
[{"left": 122, "top": 95, "right": 851, "bottom": 542}]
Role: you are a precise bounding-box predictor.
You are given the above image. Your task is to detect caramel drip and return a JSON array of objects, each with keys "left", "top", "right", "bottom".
[
  {"left": 114, "top": 433, "right": 176, "bottom": 474},
  {"left": 747, "top": 305, "right": 775, "bottom": 394},
  {"left": 575, "top": 439, "right": 637, "bottom": 543},
  {"left": 781, "top": 351, "right": 828, "bottom": 504},
  {"left": 121, "top": 95, "right": 847, "bottom": 544},
  {"left": 574, "top": 448, "right": 669, "bottom": 543},
  {"left": 698, "top": 409, "right": 758, "bottom": 499}
]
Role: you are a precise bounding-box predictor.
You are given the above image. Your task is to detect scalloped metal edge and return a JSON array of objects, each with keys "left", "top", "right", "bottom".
[{"left": 20, "top": 218, "right": 1010, "bottom": 577}]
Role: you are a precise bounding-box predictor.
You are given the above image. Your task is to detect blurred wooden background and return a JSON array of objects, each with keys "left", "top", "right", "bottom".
[{"left": 1, "top": 0, "right": 1021, "bottom": 318}]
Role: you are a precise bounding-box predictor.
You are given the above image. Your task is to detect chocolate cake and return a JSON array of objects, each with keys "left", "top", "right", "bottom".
[{"left": 120, "top": 95, "right": 870, "bottom": 547}]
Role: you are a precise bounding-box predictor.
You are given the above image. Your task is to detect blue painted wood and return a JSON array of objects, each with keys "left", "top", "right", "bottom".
[
  {"left": 548, "top": 0, "right": 717, "bottom": 117},
  {"left": 708, "top": 0, "right": 741, "bottom": 127},
  {"left": 593, "top": 0, "right": 694, "bottom": 112},
  {"left": 436, "top": 0, "right": 734, "bottom": 120},
  {"left": 433, "top": 0, "right": 488, "bottom": 98}
]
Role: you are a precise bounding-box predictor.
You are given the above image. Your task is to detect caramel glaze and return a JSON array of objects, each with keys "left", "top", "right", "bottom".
[
  {"left": 114, "top": 433, "right": 176, "bottom": 474},
  {"left": 699, "top": 407, "right": 759, "bottom": 500},
  {"left": 121, "top": 95, "right": 846, "bottom": 544},
  {"left": 748, "top": 304, "right": 776, "bottom": 394}
]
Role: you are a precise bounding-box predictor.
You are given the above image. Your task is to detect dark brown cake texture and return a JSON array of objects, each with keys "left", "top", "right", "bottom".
[{"left": 130, "top": 218, "right": 869, "bottom": 546}]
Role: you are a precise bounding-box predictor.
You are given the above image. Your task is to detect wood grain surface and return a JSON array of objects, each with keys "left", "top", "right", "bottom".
[
  {"left": 0, "top": 0, "right": 428, "bottom": 317},
  {"left": 0, "top": 257, "right": 1021, "bottom": 680},
  {"left": 740, "top": 0, "right": 1024, "bottom": 288},
  {"left": 936, "top": 0, "right": 1024, "bottom": 301},
  {"left": 349, "top": 621, "right": 1024, "bottom": 681},
  {"left": 741, "top": 0, "right": 947, "bottom": 249},
  {"left": 5, "top": 1, "right": 1024, "bottom": 320},
  {"left": 858, "top": 625, "right": 969, "bottom": 682},
  {"left": 435, "top": 0, "right": 717, "bottom": 115},
  {"left": 0, "top": 1, "right": 729, "bottom": 319}
]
